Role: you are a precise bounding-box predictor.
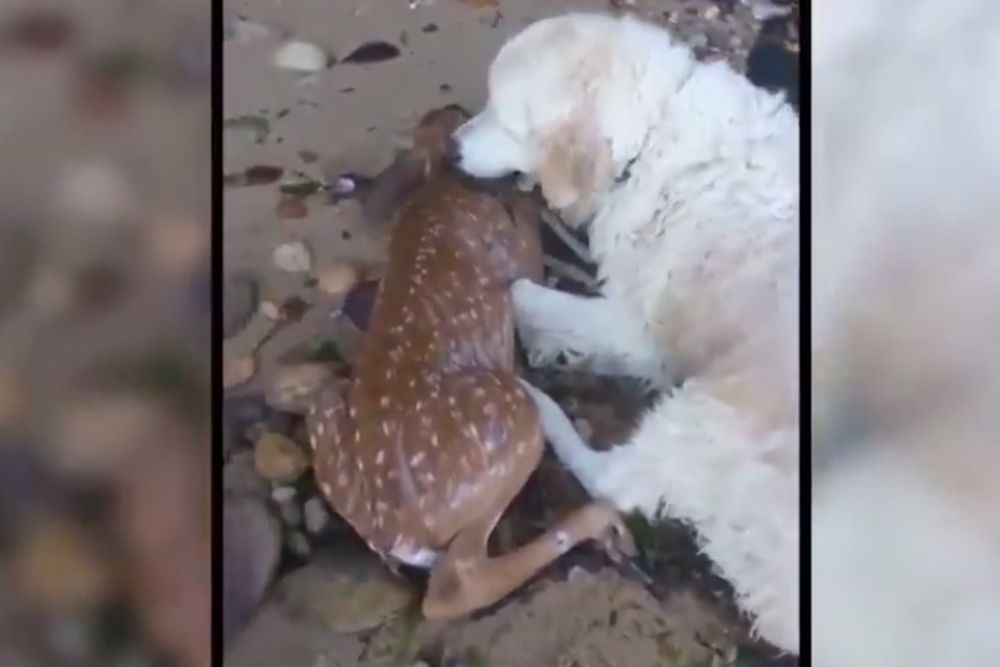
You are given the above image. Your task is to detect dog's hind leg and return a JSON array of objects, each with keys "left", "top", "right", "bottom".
[{"left": 511, "top": 279, "right": 670, "bottom": 386}]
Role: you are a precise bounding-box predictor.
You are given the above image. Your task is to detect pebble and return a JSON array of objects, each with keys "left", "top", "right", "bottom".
[
  {"left": 316, "top": 263, "right": 360, "bottom": 297},
  {"left": 303, "top": 497, "right": 330, "bottom": 535},
  {"left": 223, "top": 396, "right": 269, "bottom": 449},
  {"left": 573, "top": 417, "right": 594, "bottom": 441},
  {"left": 340, "top": 280, "right": 379, "bottom": 331},
  {"left": 11, "top": 519, "right": 116, "bottom": 612},
  {"left": 259, "top": 299, "right": 281, "bottom": 321},
  {"left": 279, "top": 499, "right": 302, "bottom": 527},
  {"left": 223, "top": 497, "right": 282, "bottom": 643},
  {"left": 50, "top": 395, "right": 159, "bottom": 476},
  {"left": 746, "top": 0, "right": 793, "bottom": 21},
  {"left": 223, "top": 275, "right": 259, "bottom": 338},
  {"left": 224, "top": 451, "right": 270, "bottom": 498},
  {"left": 254, "top": 432, "right": 309, "bottom": 483},
  {"left": 687, "top": 32, "right": 708, "bottom": 50},
  {"left": 286, "top": 530, "right": 312, "bottom": 558},
  {"left": 224, "top": 354, "right": 256, "bottom": 390},
  {"left": 271, "top": 485, "right": 297, "bottom": 503},
  {"left": 0, "top": 225, "right": 34, "bottom": 317},
  {"left": 26, "top": 267, "right": 73, "bottom": 315},
  {"left": 273, "top": 241, "right": 313, "bottom": 273},
  {"left": 272, "top": 545, "right": 417, "bottom": 633},
  {"left": 273, "top": 40, "right": 329, "bottom": 73},
  {"left": 53, "top": 160, "right": 134, "bottom": 227},
  {"left": 0, "top": 371, "right": 24, "bottom": 430},
  {"left": 265, "top": 362, "right": 335, "bottom": 413},
  {"left": 146, "top": 216, "right": 206, "bottom": 277}
]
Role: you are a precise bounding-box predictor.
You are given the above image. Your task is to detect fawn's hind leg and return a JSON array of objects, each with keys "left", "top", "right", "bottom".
[
  {"left": 422, "top": 496, "right": 636, "bottom": 619},
  {"left": 420, "top": 375, "right": 636, "bottom": 619},
  {"left": 421, "top": 414, "right": 634, "bottom": 619}
]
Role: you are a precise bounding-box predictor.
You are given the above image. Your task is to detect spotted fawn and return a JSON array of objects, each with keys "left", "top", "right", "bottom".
[{"left": 291, "top": 107, "right": 635, "bottom": 619}]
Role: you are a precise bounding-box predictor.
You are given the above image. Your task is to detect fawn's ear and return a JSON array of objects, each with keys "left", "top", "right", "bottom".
[
  {"left": 361, "top": 151, "right": 430, "bottom": 225},
  {"left": 536, "top": 115, "right": 613, "bottom": 218},
  {"left": 505, "top": 190, "right": 545, "bottom": 284}
]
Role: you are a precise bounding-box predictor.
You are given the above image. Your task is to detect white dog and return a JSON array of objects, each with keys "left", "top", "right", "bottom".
[{"left": 455, "top": 13, "right": 800, "bottom": 653}]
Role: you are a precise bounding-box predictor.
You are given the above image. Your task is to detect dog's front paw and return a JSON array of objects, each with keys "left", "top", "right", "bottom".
[
  {"left": 523, "top": 340, "right": 586, "bottom": 370},
  {"left": 512, "top": 279, "right": 590, "bottom": 370},
  {"left": 517, "top": 321, "right": 588, "bottom": 370}
]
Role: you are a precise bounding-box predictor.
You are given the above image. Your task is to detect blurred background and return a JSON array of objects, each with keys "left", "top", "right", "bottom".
[
  {"left": 813, "top": 0, "right": 1000, "bottom": 665},
  {"left": 0, "top": 1, "right": 210, "bottom": 666}
]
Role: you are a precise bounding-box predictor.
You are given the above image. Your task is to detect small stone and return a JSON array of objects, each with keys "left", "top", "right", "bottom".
[
  {"left": 223, "top": 497, "right": 281, "bottom": 643},
  {"left": 224, "top": 354, "right": 256, "bottom": 390},
  {"left": 287, "top": 530, "right": 312, "bottom": 558},
  {"left": 259, "top": 299, "right": 281, "bottom": 321},
  {"left": 26, "top": 266, "right": 73, "bottom": 316},
  {"left": 146, "top": 216, "right": 206, "bottom": 277},
  {"left": 273, "top": 241, "right": 312, "bottom": 273},
  {"left": 271, "top": 485, "right": 297, "bottom": 503},
  {"left": 329, "top": 176, "right": 357, "bottom": 196},
  {"left": 254, "top": 432, "right": 309, "bottom": 483},
  {"left": 748, "top": 1, "right": 792, "bottom": 21},
  {"left": 316, "top": 263, "right": 360, "bottom": 297},
  {"left": 224, "top": 396, "right": 269, "bottom": 447},
  {"left": 279, "top": 498, "right": 302, "bottom": 526},
  {"left": 687, "top": 32, "right": 708, "bottom": 50},
  {"left": 224, "top": 451, "right": 269, "bottom": 498},
  {"left": 704, "top": 5, "right": 720, "bottom": 20},
  {"left": 53, "top": 160, "right": 134, "bottom": 227},
  {"left": 340, "top": 280, "right": 379, "bottom": 331},
  {"left": 303, "top": 497, "right": 330, "bottom": 535},
  {"left": 573, "top": 417, "right": 593, "bottom": 441},
  {"left": 341, "top": 41, "right": 400, "bottom": 64},
  {"left": 273, "top": 545, "right": 418, "bottom": 632},
  {"left": 0, "top": 371, "right": 25, "bottom": 430},
  {"left": 50, "top": 395, "right": 160, "bottom": 476},
  {"left": 3, "top": 9, "right": 76, "bottom": 52},
  {"left": 224, "top": 275, "right": 259, "bottom": 338},
  {"left": 11, "top": 519, "right": 115, "bottom": 612},
  {"left": 265, "top": 362, "right": 336, "bottom": 413},
  {"left": 272, "top": 40, "right": 329, "bottom": 73}
]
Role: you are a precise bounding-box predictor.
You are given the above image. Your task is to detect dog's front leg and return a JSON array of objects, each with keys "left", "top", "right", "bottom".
[{"left": 511, "top": 279, "right": 670, "bottom": 386}]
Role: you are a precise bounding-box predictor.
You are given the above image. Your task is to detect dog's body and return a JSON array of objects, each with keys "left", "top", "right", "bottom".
[{"left": 455, "top": 13, "right": 799, "bottom": 652}]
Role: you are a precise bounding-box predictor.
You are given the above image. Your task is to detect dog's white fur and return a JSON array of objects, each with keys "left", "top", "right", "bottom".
[
  {"left": 455, "top": 13, "right": 799, "bottom": 653},
  {"left": 812, "top": 0, "right": 1000, "bottom": 665}
]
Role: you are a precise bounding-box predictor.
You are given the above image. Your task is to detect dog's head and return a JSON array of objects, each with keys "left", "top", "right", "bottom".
[{"left": 454, "top": 13, "right": 692, "bottom": 226}]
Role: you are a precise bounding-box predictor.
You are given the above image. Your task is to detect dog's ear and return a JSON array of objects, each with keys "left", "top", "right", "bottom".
[{"left": 536, "top": 117, "right": 613, "bottom": 214}]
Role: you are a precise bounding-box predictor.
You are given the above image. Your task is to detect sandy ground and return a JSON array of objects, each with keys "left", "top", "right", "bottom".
[{"left": 222, "top": 1, "right": 797, "bottom": 666}]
